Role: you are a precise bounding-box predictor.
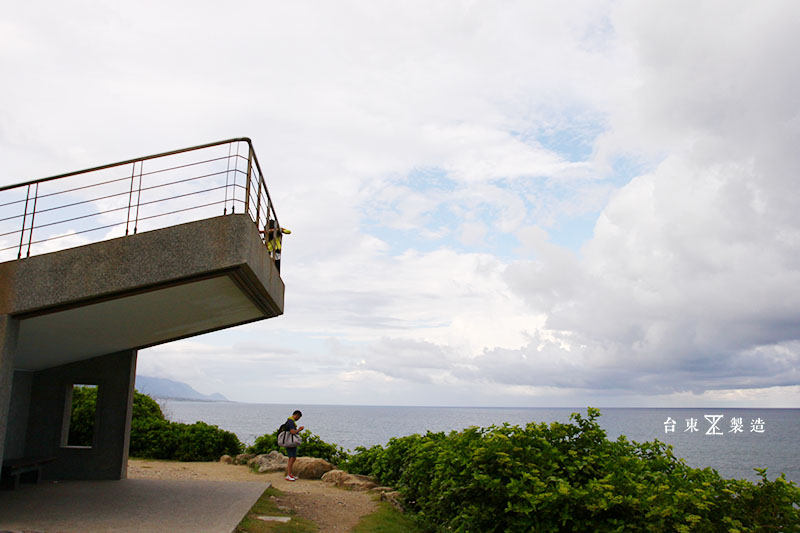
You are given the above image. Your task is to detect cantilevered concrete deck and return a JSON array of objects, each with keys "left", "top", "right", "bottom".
[{"left": 2, "top": 214, "right": 283, "bottom": 370}]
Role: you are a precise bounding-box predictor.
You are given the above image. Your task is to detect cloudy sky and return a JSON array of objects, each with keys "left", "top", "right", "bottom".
[{"left": 2, "top": 1, "right": 799, "bottom": 407}]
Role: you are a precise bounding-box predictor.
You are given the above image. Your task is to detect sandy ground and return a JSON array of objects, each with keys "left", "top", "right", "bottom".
[{"left": 128, "top": 458, "right": 378, "bottom": 532}]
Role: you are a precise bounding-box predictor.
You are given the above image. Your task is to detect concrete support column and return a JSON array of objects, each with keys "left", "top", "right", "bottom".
[
  {"left": 25, "top": 350, "right": 138, "bottom": 480},
  {"left": 0, "top": 314, "right": 19, "bottom": 469}
]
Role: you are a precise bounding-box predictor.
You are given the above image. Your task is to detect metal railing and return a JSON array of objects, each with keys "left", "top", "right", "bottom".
[{"left": 0, "top": 138, "right": 283, "bottom": 264}]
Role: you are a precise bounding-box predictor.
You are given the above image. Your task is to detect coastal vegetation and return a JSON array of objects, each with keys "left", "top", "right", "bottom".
[
  {"left": 343, "top": 408, "right": 800, "bottom": 532},
  {"left": 248, "top": 428, "right": 349, "bottom": 465},
  {"left": 69, "top": 388, "right": 242, "bottom": 461},
  {"left": 71, "top": 389, "right": 800, "bottom": 530},
  {"left": 128, "top": 391, "right": 243, "bottom": 460}
]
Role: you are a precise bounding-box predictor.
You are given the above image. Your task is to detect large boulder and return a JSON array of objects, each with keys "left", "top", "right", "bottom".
[
  {"left": 321, "top": 469, "right": 378, "bottom": 491},
  {"left": 219, "top": 455, "right": 234, "bottom": 464},
  {"left": 292, "top": 457, "right": 335, "bottom": 479},
  {"left": 248, "top": 451, "right": 288, "bottom": 473},
  {"left": 234, "top": 453, "right": 256, "bottom": 465}
]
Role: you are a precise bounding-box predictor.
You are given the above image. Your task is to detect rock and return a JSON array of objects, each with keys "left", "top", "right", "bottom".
[
  {"left": 292, "top": 457, "right": 335, "bottom": 479},
  {"left": 321, "top": 469, "right": 349, "bottom": 484},
  {"left": 234, "top": 453, "right": 256, "bottom": 465},
  {"left": 381, "top": 490, "right": 405, "bottom": 512},
  {"left": 249, "top": 451, "right": 288, "bottom": 473},
  {"left": 219, "top": 455, "right": 234, "bottom": 464},
  {"left": 321, "top": 469, "right": 378, "bottom": 491}
]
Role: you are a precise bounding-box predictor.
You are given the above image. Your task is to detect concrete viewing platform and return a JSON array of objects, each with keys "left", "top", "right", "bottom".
[{"left": 1, "top": 139, "right": 285, "bottom": 516}]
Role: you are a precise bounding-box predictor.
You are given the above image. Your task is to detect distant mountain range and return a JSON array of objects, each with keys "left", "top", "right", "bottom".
[{"left": 135, "top": 375, "right": 229, "bottom": 402}]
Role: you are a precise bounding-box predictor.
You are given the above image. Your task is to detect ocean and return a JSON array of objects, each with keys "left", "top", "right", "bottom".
[{"left": 159, "top": 401, "right": 799, "bottom": 485}]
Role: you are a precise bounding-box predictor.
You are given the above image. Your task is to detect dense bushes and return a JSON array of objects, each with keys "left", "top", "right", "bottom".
[
  {"left": 68, "top": 387, "right": 243, "bottom": 461},
  {"left": 344, "top": 408, "right": 800, "bottom": 532},
  {"left": 127, "top": 392, "right": 243, "bottom": 461},
  {"left": 248, "top": 428, "right": 349, "bottom": 464},
  {"left": 66, "top": 385, "right": 98, "bottom": 446}
]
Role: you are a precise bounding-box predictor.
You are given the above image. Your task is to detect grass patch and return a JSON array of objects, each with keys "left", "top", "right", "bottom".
[
  {"left": 352, "top": 500, "right": 422, "bottom": 533},
  {"left": 235, "top": 486, "right": 316, "bottom": 533}
]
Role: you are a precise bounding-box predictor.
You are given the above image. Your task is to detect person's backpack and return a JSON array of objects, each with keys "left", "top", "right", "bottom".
[{"left": 277, "top": 418, "right": 301, "bottom": 448}]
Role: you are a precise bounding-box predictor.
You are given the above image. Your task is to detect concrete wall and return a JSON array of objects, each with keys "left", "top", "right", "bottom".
[
  {"left": 24, "top": 351, "right": 137, "bottom": 480},
  {"left": 0, "top": 314, "right": 19, "bottom": 469},
  {"left": 3, "top": 370, "right": 33, "bottom": 459}
]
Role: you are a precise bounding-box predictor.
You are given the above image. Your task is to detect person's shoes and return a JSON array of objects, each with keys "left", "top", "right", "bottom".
[
  {"left": 285, "top": 475, "right": 296, "bottom": 481},
  {"left": 290, "top": 475, "right": 298, "bottom": 480}
]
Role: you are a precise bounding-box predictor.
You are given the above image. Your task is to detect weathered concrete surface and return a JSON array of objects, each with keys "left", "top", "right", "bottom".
[
  {"left": 0, "top": 315, "right": 18, "bottom": 469},
  {"left": 0, "top": 478, "right": 268, "bottom": 533},
  {"left": 23, "top": 351, "right": 137, "bottom": 481},
  {"left": 0, "top": 213, "right": 283, "bottom": 317},
  {"left": 2, "top": 214, "right": 284, "bottom": 371}
]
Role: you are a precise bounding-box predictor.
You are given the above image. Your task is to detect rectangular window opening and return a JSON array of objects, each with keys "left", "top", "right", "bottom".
[{"left": 61, "top": 384, "right": 98, "bottom": 448}]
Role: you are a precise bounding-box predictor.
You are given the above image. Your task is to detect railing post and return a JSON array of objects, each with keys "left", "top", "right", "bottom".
[
  {"left": 25, "top": 182, "right": 39, "bottom": 258},
  {"left": 255, "top": 175, "right": 262, "bottom": 227},
  {"left": 17, "top": 184, "right": 31, "bottom": 259},
  {"left": 244, "top": 144, "right": 253, "bottom": 219},
  {"left": 126, "top": 161, "right": 136, "bottom": 236},
  {"left": 224, "top": 143, "right": 232, "bottom": 215},
  {"left": 133, "top": 161, "right": 143, "bottom": 235},
  {"left": 0, "top": 137, "right": 279, "bottom": 262}
]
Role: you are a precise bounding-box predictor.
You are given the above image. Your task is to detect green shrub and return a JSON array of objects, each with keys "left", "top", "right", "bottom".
[
  {"left": 298, "top": 431, "right": 349, "bottom": 464},
  {"left": 129, "top": 416, "right": 182, "bottom": 459},
  {"left": 66, "top": 385, "right": 98, "bottom": 446},
  {"left": 69, "top": 387, "right": 245, "bottom": 461},
  {"left": 248, "top": 429, "right": 280, "bottom": 455},
  {"left": 131, "top": 390, "right": 166, "bottom": 420},
  {"left": 344, "top": 408, "right": 800, "bottom": 532},
  {"left": 174, "top": 421, "right": 243, "bottom": 461},
  {"left": 248, "top": 429, "right": 350, "bottom": 465}
]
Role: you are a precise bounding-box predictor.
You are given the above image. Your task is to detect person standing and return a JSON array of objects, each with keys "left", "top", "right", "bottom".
[
  {"left": 261, "top": 220, "right": 290, "bottom": 272},
  {"left": 283, "top": 410, "right": 304, "bottom": 481}
]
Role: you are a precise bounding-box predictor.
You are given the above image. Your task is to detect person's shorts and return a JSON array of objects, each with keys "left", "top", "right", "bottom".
[{"left": 285, "top": 446, "right": 297, "bottom": 458}]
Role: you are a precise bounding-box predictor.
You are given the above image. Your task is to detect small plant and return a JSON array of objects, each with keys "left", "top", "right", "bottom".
[
  {"left": 351, "top": 500, "right": 423, "bottom": 533},
  {"left": 235, "top": 486, "right": 316, "bottom": 532}
]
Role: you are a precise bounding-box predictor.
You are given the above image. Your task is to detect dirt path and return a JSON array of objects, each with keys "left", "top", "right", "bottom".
[{"left": 128, "top": 458, "right": 378, "bottom": 532}]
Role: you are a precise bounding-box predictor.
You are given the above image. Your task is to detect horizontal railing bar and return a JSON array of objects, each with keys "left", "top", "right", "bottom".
[
  {"left": 9, "top": 154, "right": 243, "bottom": 207},
  {"left": 0, "top": 221, "right": 127, "bottom": 252},
  {"left": 137, "top": 154, "right": 238, "bottom": 179},
  {"left": 8, "top": 169, "right": 243, "bottom": 221},
  {"left": 0, "top": 138, "right": 282, "bottom": 264},
  {"left": 22, "top": 189, "right": 133, "bottom": 217},
  {"left": 1, "top": 198, "right": 242, "bottom": 253},
  {"left": 137, "top": 170, "right": 237, "bottom": 193},
  {"left": 0, "top": 212, "right": 25, "bottom": 224},
  {"left": 136, "top": 185, "right": 229, "bottom": 208},
  {"left": 18, "top": 204, "right": 131, "bottom": 232},
  {"left": 0, "top": 197, "right": 29, "bottom": 209},
  {"left": 0, "top": 137, "right": 254, "bottom": 193},
  {"left": 135, "top": 199, "right": 228, "bottom": 222},
  {"left": 25, "top": 173, "right": 133, "bottom": 201},
  {"left": 12, "top": 185, "right": 231, "bottom": 235}
]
